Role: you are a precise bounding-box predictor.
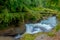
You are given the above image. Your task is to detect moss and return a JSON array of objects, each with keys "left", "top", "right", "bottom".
[
  {"left": 54, "top": 24, "right": 60, "bottom": 32},
  {"left": 20, "top": 33, "right": 43, "bottom": 40}
]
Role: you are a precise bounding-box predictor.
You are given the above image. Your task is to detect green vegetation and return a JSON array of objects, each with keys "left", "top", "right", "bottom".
[
  {"left": 0, "top": 8, "right": 59, "bottom": 30},
  {"left": 54, "top": 24, "right": 60, "bottom": 32},
  {"left": 20, "top": 33, "right": 43, "bottom": 40},
  {"left": 0, "top": 0, "right": 60, "bottom": 40}
]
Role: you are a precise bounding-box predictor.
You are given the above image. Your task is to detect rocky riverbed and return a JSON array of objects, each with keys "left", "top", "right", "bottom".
[
  {"left": 35, "top": 30, "right": 60, "bottom": 40},
  {"left": 0, "top": 30, "right": 60, "bottom": 40}
]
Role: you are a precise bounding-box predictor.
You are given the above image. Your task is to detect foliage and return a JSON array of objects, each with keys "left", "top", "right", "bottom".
[
  {"left": 0, "top": 0, "right": 60, "bottom": 30},
  {"left": 0, "top": 0, "right": 60, "bottom": 12},
  {"left": 24, "top": 12, "right": 41, "bottom": 23}
]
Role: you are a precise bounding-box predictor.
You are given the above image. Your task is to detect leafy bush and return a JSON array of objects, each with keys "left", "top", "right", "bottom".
[
  {"left": 0, "top": 0, "right": 60, "bottom": 30},
  {"left": 24, "top": 11, "right": 41, "bottom": 23},
  {"left": 0, "top": 9, "right": 21, "bottom": 30}
]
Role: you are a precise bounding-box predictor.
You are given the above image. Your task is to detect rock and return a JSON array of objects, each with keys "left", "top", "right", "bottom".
[
  {"left": 0, "top": 27, "right": 16, "bottom": 36},
  {"left": 53, "top": 30, "right": 60, "bottom": 40},
  {"left": 0, "top": 25, "right": 26, "bottom": 37},
  {"left": 35, "top": 30, "right": 60, "bottom": 40},
  {"left": 35, "top": 34, "right": 53, "bottom": 40}
]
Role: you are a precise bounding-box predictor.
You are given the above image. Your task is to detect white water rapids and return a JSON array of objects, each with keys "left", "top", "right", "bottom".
[
  {"left": 14, "top": 16, "right": 57, "bottom": 40},
  {"left": 26, "top": 16, "right": 57, "bottom": 34}
]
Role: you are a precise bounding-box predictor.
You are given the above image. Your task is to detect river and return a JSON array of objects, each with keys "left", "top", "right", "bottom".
[
  {"left": 14, "top": 16, "right": 57, "bottom": 40},
  {"left": 25, "top": 16, "right": 57, "bottom": 34}
]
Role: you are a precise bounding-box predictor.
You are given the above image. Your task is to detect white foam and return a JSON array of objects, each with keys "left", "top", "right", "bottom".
[{"left": 25, "top": 16, "right": 57, "bottom": 34}]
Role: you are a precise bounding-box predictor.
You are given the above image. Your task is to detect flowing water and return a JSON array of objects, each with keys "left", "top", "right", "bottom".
[
  {"left": 25, "top": 16, "right": 57, "bottom": 34},
  {"left": 14, "top": 16, "right": 57, "bottom": 40}
]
